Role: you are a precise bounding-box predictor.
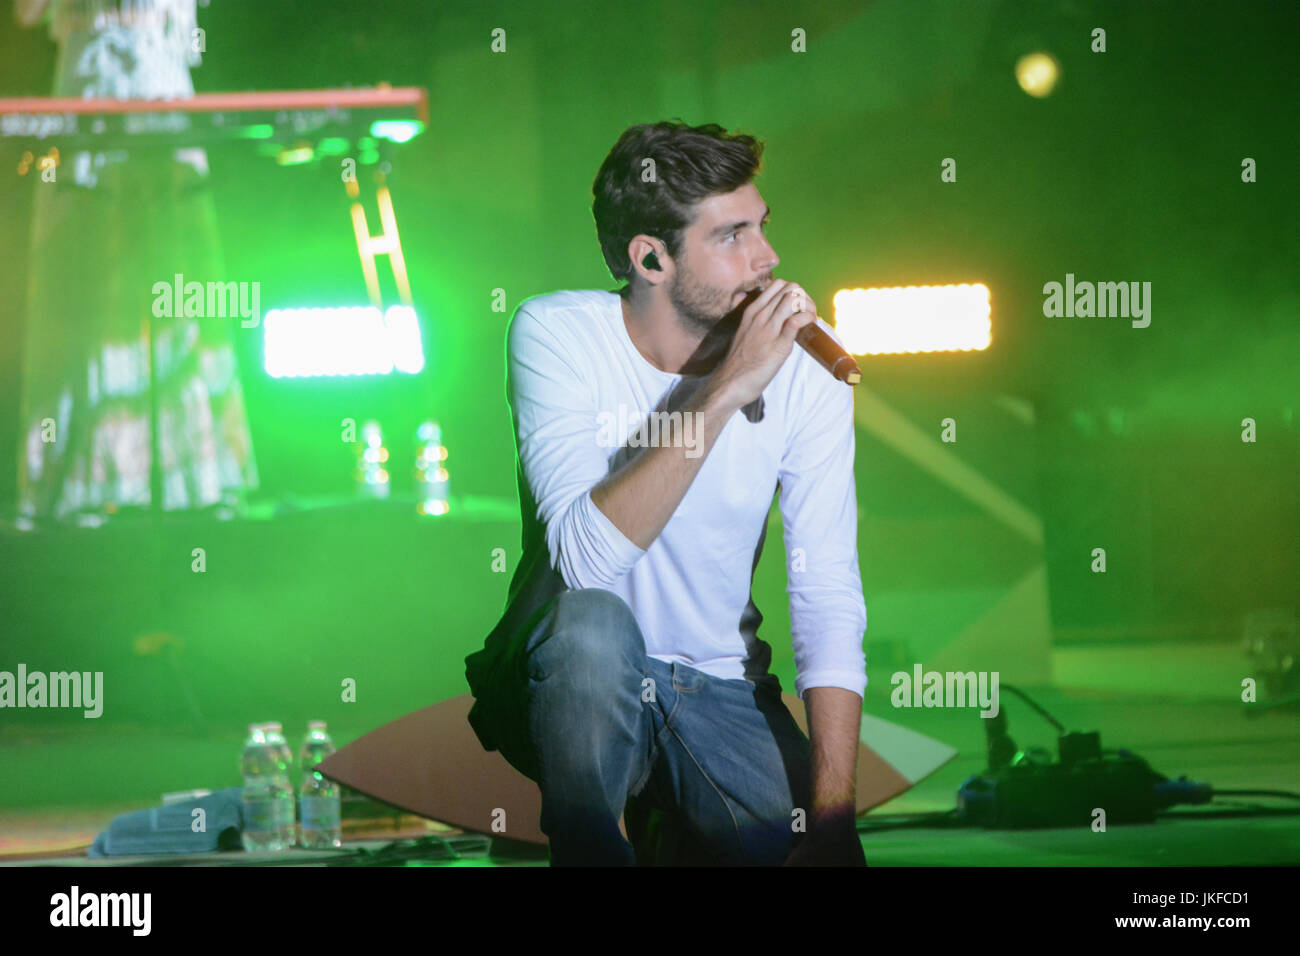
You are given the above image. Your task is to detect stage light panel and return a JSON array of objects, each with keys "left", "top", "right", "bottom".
[
  {"left": 832, "top": 283, "right": 991, "bottom": 355},
  {"left": 264, "top": 306, "right": 425, "bottom": 377}
]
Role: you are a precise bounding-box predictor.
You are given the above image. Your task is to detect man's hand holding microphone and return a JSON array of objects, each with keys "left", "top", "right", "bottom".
[
  {"left": 592, "top": 280, "right": 826, "bottom": 552},
  {"left": 708, "top": 279, "right": 820, "bottom": 410}
]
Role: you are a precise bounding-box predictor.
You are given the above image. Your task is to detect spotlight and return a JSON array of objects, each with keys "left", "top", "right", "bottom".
[{"left": 1015, "top": 52, "right": 1060, "bottom": 98}]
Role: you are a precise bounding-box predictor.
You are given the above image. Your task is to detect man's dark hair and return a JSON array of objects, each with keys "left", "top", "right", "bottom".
[{"left": 592, "top": 120, "right": 765, "bottom": 292}]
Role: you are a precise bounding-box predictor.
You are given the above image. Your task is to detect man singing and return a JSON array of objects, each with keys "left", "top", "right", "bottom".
[{"left": 464, "top": 120, "right": 868, "bottom": 866}]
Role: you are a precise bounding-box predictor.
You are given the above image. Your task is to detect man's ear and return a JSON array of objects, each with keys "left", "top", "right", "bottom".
[{"left": 627, "top": 237, "right": 666, "bottom": 285}]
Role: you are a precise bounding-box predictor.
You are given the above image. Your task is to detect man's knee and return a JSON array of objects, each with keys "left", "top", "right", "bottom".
[
  {"left": 555, "top": 586, "right": 635, "bottom": 620},
  {"left": 528, "top": 587, "right": 646, "bottom": 678}
]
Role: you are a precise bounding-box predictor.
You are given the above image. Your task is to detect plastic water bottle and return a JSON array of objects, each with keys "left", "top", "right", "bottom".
[
  {"left": 298, "top": 720, "right": 342, "bottom": 848},
  {"left": 240, "top": 723, "right": 282, "bottom": 851},
  {"left": 262, "top": 722, "right": 297, "bottom": 848}
]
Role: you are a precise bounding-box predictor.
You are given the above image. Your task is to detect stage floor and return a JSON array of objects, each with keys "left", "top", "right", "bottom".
[{"left": 3, "top": 662, "right": 1297, "bottom": 866}]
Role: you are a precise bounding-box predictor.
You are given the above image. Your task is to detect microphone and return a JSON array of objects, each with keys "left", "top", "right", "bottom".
[
  {"left": 738, "top": 283, "right": 862, "bottom": 386},
  {"left": 797, "top": 320, "right": 861, "bottom": 386}
]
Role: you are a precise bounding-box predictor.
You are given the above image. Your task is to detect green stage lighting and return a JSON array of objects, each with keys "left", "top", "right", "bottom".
[{"left": 369, "top": 120, "right": 424, "bottom": 144}]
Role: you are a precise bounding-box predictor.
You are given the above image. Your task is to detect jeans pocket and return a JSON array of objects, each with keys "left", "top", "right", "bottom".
[{"left": 670, "top": 661, "right": 706, "bottom": 694}]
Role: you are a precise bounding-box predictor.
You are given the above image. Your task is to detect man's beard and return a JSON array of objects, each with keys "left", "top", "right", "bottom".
[{"left": 666, "top": 264, "right": 749, "bottom": 375}]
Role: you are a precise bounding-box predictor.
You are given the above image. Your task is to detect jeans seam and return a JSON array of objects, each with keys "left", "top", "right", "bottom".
[
  {"left": 629, "top": 689, "right": 669, "bottom": 798},
  {"left": 628, "top": 738, "right": 655, "bottom": 799},
  {"left": 664, "top": 721, "right": 744, "bottom": 861},
  {"left": 663, "top": 689, "right": 682, "bottom": 729}
]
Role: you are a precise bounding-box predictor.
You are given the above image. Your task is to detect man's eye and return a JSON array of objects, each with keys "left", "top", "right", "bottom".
[{"left": 726, "top": 221, "right": 769, "bottom": 243}]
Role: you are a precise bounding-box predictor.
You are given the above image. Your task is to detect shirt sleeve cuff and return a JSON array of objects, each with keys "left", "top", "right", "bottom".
[
  {"left": 795, "top": 671, "right": 868, "bottom": 701},
  {"left": 575, "top": 487, "right": 646, "bottom": 575}
]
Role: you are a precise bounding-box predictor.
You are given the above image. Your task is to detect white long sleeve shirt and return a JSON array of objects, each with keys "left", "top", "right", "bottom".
[{"left": 498, "top": 288, "right": 867, "bottom": 700}]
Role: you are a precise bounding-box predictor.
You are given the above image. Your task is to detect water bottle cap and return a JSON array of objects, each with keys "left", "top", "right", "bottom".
[
  {"left": 308, "top": 720, "right": 327, "bottom": 730},
  {"left": 265, "top": 721, "right": 283, "bottom": 731}
]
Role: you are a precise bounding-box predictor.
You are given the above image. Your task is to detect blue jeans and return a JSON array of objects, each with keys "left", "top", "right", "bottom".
[{"left": 474, "top": 587, "right": 814, "bottom": 865}]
